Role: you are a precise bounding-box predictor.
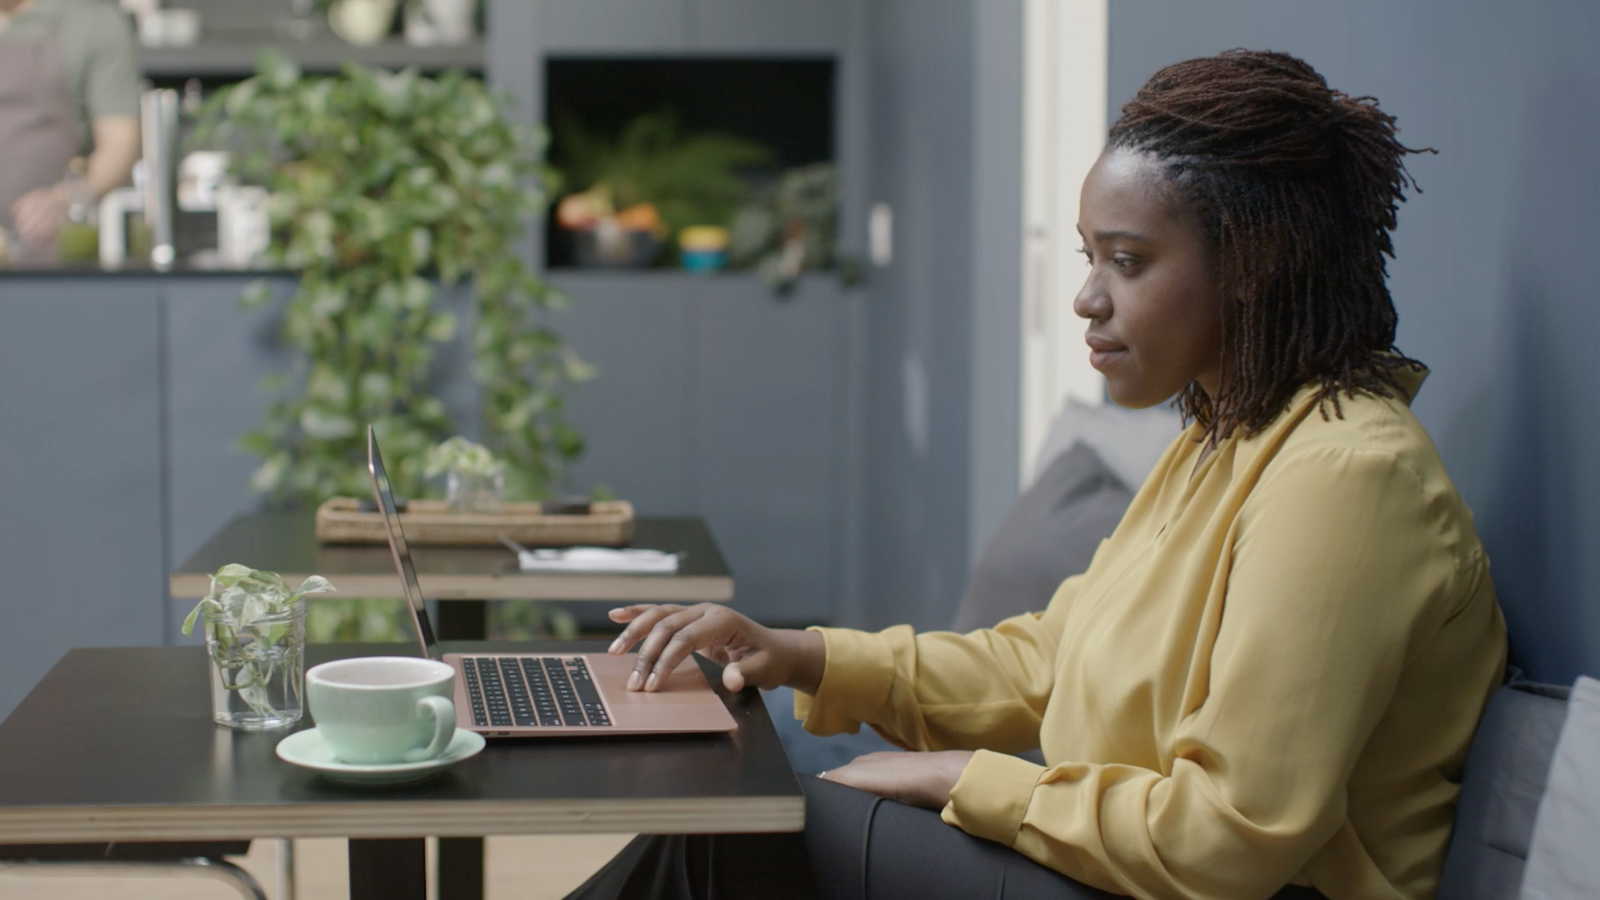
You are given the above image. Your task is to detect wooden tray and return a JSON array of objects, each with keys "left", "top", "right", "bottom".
[{"left": 314, "top": 497, "right": 635, "bottom": 547}]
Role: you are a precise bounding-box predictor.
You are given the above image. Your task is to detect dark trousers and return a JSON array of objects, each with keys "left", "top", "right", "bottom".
[{"left": 566, "top": 775, "right": 1328, "bottom": 900}]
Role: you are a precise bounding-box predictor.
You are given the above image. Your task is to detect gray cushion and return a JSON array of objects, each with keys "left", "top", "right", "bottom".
[
  {"left": 1520, "top": 676, "right": 1600, "bottom": 899},
  {"left": 1439, "top": 680, "right": 1572, "bottom": 900},
  {"left": 950, "top": 442, "right": 1133, "bottom": 633},
  {"left": 771, "top": 443, "right": 1132, "bottom": 775},
  {"left": 1030, "top": 398, "right": 1181, "bottom": 494},
  {"left": 763, "top": 685, "right": 898, "bottom": 776}
]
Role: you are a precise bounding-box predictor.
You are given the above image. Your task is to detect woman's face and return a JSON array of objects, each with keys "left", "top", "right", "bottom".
[{"left": 1073, "top": 148, "right": 1224, "bottom": 409}]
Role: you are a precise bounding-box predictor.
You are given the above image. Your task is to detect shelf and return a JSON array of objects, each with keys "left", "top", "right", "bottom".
[
  {"left": 140, "top": 38, "right": 485, "bottom": 77},
  {"left": 545, "top": 268, "right": 843, "bottom": 286}
]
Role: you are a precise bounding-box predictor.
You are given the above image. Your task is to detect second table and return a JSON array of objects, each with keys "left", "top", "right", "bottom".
[{"left": 171, "top": 512, "right": 735, "bottom": 637}]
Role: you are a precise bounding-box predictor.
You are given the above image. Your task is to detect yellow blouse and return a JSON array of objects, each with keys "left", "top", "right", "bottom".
[{"left": 798, "top": 368, "right": 1506, "bottom": 900}]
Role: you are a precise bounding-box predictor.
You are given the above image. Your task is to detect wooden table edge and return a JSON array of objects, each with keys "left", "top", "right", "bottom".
[
  {"left": 168, "top": 573, "right": 735, "bottom": 602},
  {"left": 0, "top": 795, "right": 803, "bottom": 842}
]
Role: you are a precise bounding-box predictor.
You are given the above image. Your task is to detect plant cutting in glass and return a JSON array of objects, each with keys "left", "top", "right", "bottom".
[
  {"left": 182, "top": 564, "right": 334, "bottom": 723},
  {"left": 426, "top": 435, "right": 506, "bottom": 510},
  {"left": 424, "top": 435, "right": 503, "bottom": 480}
]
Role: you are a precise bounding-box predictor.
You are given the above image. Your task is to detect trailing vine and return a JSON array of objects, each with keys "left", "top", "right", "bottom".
[{"left": 192, "top": 50, "right": 590, "bottom": 508}]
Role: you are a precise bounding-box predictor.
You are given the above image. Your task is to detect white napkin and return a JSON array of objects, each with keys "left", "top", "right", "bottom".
[{"left": 516, "top": 546, "right": 680, "bottom": 574}]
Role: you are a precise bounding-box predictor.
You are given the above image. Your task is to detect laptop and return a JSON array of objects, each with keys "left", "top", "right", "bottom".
[{"left": 366, "top": 426, "right": 738, "bottom": 737}]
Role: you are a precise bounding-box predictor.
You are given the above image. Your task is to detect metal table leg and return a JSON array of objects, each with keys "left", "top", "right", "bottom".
[
  {"left": 439, "top": 837, "right": 485, "bottom": 900},
  {"left": 430, "top": 601, "right": 490, "bottom": 899},
  {"left": 276, "top": 839, "right": 295, "bottom": 900},
  {"left": 437, "top": 601, "right": 488, "bottom": 641},
  {"left": 348, "top": 838, "right": 425, "bottom": 900},
  {"left": 0, "top": 858, "right": 267, "bottom": 900}
]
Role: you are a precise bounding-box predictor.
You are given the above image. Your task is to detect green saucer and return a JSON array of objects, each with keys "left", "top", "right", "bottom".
[{"left": 276, "top": 727, "right": 486, "bottom": 785}]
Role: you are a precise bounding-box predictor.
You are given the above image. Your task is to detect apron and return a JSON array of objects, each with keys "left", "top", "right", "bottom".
[{"left": 0, "top": 20, "right": 82, "bottom": 257}]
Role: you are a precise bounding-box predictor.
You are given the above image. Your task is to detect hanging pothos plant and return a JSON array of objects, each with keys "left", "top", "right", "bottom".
[{"left": 191, "top": 50, "right": 592, "bottom": 509}]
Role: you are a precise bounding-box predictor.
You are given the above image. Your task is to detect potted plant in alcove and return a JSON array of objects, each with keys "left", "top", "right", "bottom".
[
  {"left": 190, "top": 50, "right": 591, "bottom": 640},
  {"left": 552, "top": 110, "right": 772, "bottom": 268}
]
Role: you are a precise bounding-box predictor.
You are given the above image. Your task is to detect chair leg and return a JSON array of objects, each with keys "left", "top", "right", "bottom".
[
  {"left": 185, "top": 857, "right": 272, "bottom": 900},
  {"left": 0, "top": 857, "right": 269, "bottom": 900},
  {"left": 276, "top": 839, "right": 296, "bottom": 900}
]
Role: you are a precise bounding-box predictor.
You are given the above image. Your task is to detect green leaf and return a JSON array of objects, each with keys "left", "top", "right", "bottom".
[
  {"left": 424, "top": 436, "right": 502, "bottom": 478},
  {"left": 423, "top": 312, "right": 457, "bottom": 342},
  {"left": 181, "top": 600, "right": 205, "bottom": 636},
  {"left": 407, "top": 227, "right": 433, "bottom": 268},
  {"left": 294, "top": 575, "right": 336, "bottom": 596},
  {"left": 563, "top": 350, "right": 597, "bottom": 382},
  {"left": 299, "top": 407, "right": 357, "bottom": 440},
  {"left": 256, "top": 48, "right": 301, "bottom": 91},
  {"left": 239, "top": 279, "right": 275, "bottom": 310}
]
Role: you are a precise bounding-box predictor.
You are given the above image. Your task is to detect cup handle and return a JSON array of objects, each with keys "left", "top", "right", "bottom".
[{"left": 404, "top": 695, "right": 457, "bottom": 762}]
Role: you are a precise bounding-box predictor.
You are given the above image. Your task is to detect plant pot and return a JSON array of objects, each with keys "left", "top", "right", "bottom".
[
  {"left": 205, "top": 599, "right": 306, "bottom": 730},
  {"left": 572, "top": 221, "right": 662, "bottom": 268},
  {"left": 329, "top": 0, "right": 397, "bottom": 46},
  {"left": 403, "top": 0, "right": 476, "bottom": 46}
]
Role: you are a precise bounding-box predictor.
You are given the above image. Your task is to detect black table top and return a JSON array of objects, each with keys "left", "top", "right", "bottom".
[
  {"left": 169, "top": 513, "right": 735, "bottom": 602},
  {"left": 0, "top": 642, "right": 801, "bottom": 842}
]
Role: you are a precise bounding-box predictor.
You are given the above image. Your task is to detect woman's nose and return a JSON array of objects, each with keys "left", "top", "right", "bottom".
[{"left": 1073, "top": 273, "right": 1109, "bottom": 321}]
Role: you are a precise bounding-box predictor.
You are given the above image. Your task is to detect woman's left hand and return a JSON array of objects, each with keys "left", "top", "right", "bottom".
[{"left": 820, "top": 750, "right": 975, "bottom": 810}]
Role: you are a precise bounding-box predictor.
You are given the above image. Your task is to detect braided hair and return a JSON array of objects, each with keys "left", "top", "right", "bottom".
[{"left": 1108, "top": 49, "right": 1430, "bottom": 439}]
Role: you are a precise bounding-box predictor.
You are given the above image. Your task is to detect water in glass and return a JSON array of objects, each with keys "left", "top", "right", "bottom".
[{"left": 206, "top": 601, "right": 306, "bottom": 730}]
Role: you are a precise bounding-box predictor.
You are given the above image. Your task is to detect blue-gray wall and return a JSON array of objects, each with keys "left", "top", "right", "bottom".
[
  {"left": 1110, "top": 1, "right": 1600, "bottom": 684},
  {"left": 858, "top": 0, "right": 977, "bottom": 630},
  {"left": 845, "top": 0, "right": 1024, "bottom": 632},
  {"left": 968, "top": 0, "right": 1025, "bottom": 573}
]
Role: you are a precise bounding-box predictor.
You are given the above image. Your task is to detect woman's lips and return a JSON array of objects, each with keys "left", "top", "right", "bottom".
[{"left": 1085, "top": 334, "right": 1126, "bottom": 370}]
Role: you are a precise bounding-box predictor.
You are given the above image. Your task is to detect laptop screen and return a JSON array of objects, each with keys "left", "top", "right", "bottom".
[{"left": 367, "top": 425, "right": 441, "bottom": 660}]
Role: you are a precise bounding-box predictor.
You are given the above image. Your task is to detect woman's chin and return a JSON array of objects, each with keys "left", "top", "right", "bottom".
[{"left": 1104, "top": 380, "right": 1180, "bottom": 411}]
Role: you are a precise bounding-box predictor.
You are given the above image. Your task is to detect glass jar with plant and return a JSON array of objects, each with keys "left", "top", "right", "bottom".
[
  {"left": 190, "top": 51, "right": 590, "bottom": 640},
  {"left": 426, "top": 435, "right": 506, "bottom": 512},
  {"left": 182, "top": 564, "right": 334, "bottom": 730}
]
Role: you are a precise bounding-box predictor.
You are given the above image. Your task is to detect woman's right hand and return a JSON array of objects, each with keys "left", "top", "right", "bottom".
[{"left": 607, "top": 603, "right": 825, "bottom": 696}]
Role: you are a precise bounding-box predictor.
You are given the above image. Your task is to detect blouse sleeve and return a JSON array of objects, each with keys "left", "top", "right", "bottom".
[
  {"left": 941, "top": 447, "right": 1482, "bottom": 898},
  {"left": 794, "top": 574, "right": 1083, "bottom": 754}
]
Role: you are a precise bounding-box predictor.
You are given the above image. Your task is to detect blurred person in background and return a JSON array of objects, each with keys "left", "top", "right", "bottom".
[{"left": 0, "top": 0, "right": 139, "bottom": 260}]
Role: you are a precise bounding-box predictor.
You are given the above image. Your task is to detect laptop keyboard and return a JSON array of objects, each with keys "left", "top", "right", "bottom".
[{"left": 462, "top": 657, "right": 613, "bottom": 728}]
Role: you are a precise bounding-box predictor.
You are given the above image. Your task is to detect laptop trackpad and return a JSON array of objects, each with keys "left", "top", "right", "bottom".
[{"left": 590, "top": 653, "right": 738, "bottom": 732}]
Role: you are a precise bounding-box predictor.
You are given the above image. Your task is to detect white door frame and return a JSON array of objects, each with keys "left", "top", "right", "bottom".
[{"left": 1020, "top": 0, "right": 1108, "bottom": 486}]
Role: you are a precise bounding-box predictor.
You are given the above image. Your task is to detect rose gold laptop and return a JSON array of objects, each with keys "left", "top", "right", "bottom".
[{"left": 367, "top": 426, "right": 737, "bottom": 737}]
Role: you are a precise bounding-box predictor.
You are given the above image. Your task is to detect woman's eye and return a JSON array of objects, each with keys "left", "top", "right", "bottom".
[
  {"left": 1111, "top": 255, "right": 1139, "bottom": 271},
  {"left": 1076, "top": 247, "right": 1092, "bottom": 265}
]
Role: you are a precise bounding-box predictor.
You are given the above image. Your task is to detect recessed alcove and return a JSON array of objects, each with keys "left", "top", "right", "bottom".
[{"left": 543, "top": 56, "right": 836, "bottom": 269}]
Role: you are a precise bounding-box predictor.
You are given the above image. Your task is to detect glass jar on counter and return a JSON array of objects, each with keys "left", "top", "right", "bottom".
[{"left": 57, "top": 161, "right": 99, "bottom": 263}]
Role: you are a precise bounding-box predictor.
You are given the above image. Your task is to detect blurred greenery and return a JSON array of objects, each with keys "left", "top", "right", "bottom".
[
  {"left": 300, "top": 599, "right": 582, "bottom": 642},
  {"left": 192, "top": 48, "right": 591, "bottom": 507},
  {"left": 727, "top": 162, "right": 861, "bottom": 293},
  {"left": 192, "top": 50, "right": 592, "bottom": 641},
  {"left": 488, "top": 601, "right": 579, "bottom": 640}
]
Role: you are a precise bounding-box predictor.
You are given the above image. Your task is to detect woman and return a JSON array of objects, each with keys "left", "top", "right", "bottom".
[{"left": 572, "top": 50, "right": 1507, "bottom": 900}]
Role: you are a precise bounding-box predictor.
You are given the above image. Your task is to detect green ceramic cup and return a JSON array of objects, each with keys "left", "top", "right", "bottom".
[{"left": 306, "top": 657, "right": 457, "bottom": 765}]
